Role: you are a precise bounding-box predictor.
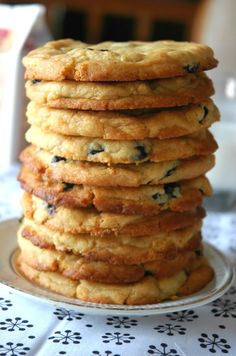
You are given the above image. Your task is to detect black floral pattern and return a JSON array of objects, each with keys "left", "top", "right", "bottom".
[
  {"left": 48, "top": 330, "right": 82, "bottom": 345},
  {"left": 154, "top": 324, "right": 186, "bottom": 336},
  {"left": 53, "top": 308, "right": 84, "bottom": 321},
  {"left": 225, "top": 286, "right": 236, "bottom": 295},
  {"left": 102, "top": 332, "right": 135, "bottom": 345},
  {"left": 106, "top": 317, "right": 138, "bottom": 328},
  {"left": 211, "top": 299, "right": 236, "bottom": 318},
  {"left": 0, "top": 342, "right": 30, "bottom": 356},
  {"left": 91, "top": 352, "right": 121, "bottom": 356},
  {"left": 198, "top": 333, "right": 231, "bottom": 353},
  {"left": 147, "top": 343, "right": 179, "bottom": 355},
  {"left": 165, "top": 310, "right": 199, "bottom": 322},
  {"left": 218, "top": 325, "right": 226, "bottom": 330},
  {"left": 0, "top": 298, "right": 13, "bottom": 311},
  {"left": 0, "top": 318, "right": 33, "bottom": 332}
]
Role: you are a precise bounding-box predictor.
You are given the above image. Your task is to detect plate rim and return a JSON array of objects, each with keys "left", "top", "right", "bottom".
[{"left": 0, "top": 218, "right": 235, "bottom": 316}]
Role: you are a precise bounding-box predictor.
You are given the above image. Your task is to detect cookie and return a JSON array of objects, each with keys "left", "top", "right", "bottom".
[
  {"left": 19, "top": 166, "right": 212, "bottom": 215},
  {"left": 25, "top": 73, "right": 214, "bottom": 110},
  {"left": 20, "top": 218, "right": 202, "bottom": 265},
  {"left": 17, "top": 257, "right": 214, "bottom": 304},
  {"left": 23, "top": 39, "right": 218, "bottom": 82},
  {"left": 20, "top": 145, "right": 215, "bottom": 188},
  {"left": 18, "top": 234, "right": 143, "bottom": 283},
  {"left": 27, "top": 99, "right": 220, "bottom": 140},
  {"left": 25, "top": 126, "right": 217, "bottom": 164},
  {"left": 21, "top": 192, "right": 205, "bottom": 237},
  {"left": 18, "top": 232, "right": 199, "bottom": 283}
]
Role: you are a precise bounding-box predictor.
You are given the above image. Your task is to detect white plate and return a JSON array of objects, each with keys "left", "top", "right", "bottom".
[{"left": 0, "top": 218, "right": 234, "bottom": 316}]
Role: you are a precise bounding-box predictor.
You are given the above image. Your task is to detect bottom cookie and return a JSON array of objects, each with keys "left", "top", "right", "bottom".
[
  {"left": 18, "top": 232, "right": 200, "bottom": 283},
  {"left": 17, "top": 255, "right": 214, "bottom": 305}
]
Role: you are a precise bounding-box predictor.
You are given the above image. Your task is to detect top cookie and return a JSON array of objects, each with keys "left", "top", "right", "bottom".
[{"left": 23, "top": 39, "right": 218, "bottom": 82}]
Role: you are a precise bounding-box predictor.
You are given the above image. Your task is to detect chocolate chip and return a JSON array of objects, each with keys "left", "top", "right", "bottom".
[
  {"left": 151, "top": 184, "right": 180, "bottom": 203},
  {"left": 88, "top": 142, "right": 104, "bottom": 155},
  {"left": 87, "top": 48, "right": 109, "bottom": 52},
  {"left": 44, "top": 203, "right": 56, "bottom": 216},
  {"left": 31, "top": 79, "right": 41, "bottom": 84},
  {"left": 184, "top": 63, "right": 199, "bottom": 73},
  {"left": 134, "top": 145, "right": 149, "bottom": 161},
  {"left": 164, "top": 166, "right": 176, "bottom": 178},
  {"left": 204, "top": 106, "right": 209, "bottom": 117},
  {"left": 195, "top": 249, "right": 203, "bottom": 257},
  {"left": 51, "top": 156, "right": 67, "bottom": 163},
  {"left": 199, "top": 106, "right": 209, "bottom": 124},
  {"left": 151, "top": 192, "right": 167, "bottom": 205},
  {"left": 164, "top": 183, "right": 181, "bottom": 198},
  {"left": 144, "top": 270, "right": 154, "bottom": 277},
  {"left": 63, "top": 182, "right": 74, "bottom": 191},
  {"left": 152, "top": 193, "right": 161, "bottom": 200}
]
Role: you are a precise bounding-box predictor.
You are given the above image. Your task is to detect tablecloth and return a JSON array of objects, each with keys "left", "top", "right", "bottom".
[{"left": 0, "top": 166, "right": 235, "bottom": 356}]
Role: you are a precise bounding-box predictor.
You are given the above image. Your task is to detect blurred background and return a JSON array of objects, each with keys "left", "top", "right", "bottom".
[
  {"left": 0, "top": 0, "right": 236, "bottom": 202},
  {"left": 1, "top": 0, "right": 200, "bottom": 43}
]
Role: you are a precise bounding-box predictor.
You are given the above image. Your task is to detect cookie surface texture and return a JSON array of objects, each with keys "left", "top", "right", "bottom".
[
  {"left": 19, "top": 146, "right": 215, "bottom": 188},
  {"left": 18, "top": 232, "right": 200, "bottom": 283},
  {"left": 19, "top": 166, "right": 212, "bottom": 215},
  {"left": 26, "top": 99, "right": 220, "bottom": 140},
  {"left": 21, "top": 192, "right": 205, "bottom": 236},
  {"left": 25, "top": 126, "right": 217, "bottom": 164},
  {"left": 23, "top": 39, "right": 218, "bottom": 81},
  {"left": 17, "top": 256, "right": 214, "bottom": 304},
  {"left": 25, "top": 73, "right": 214, "bottom": 110},
  {"left": 20, "top": 218, "right": 202, "bottom": 265}
]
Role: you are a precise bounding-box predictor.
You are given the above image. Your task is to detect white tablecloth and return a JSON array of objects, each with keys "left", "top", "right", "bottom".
[{"left": 0, "top": 166, "right": 235, "bottom": 356}]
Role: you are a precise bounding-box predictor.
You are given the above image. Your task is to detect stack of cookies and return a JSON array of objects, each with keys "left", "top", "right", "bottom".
[{"left": 17, "top": 40, "right": 219, "bottom": 305}]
